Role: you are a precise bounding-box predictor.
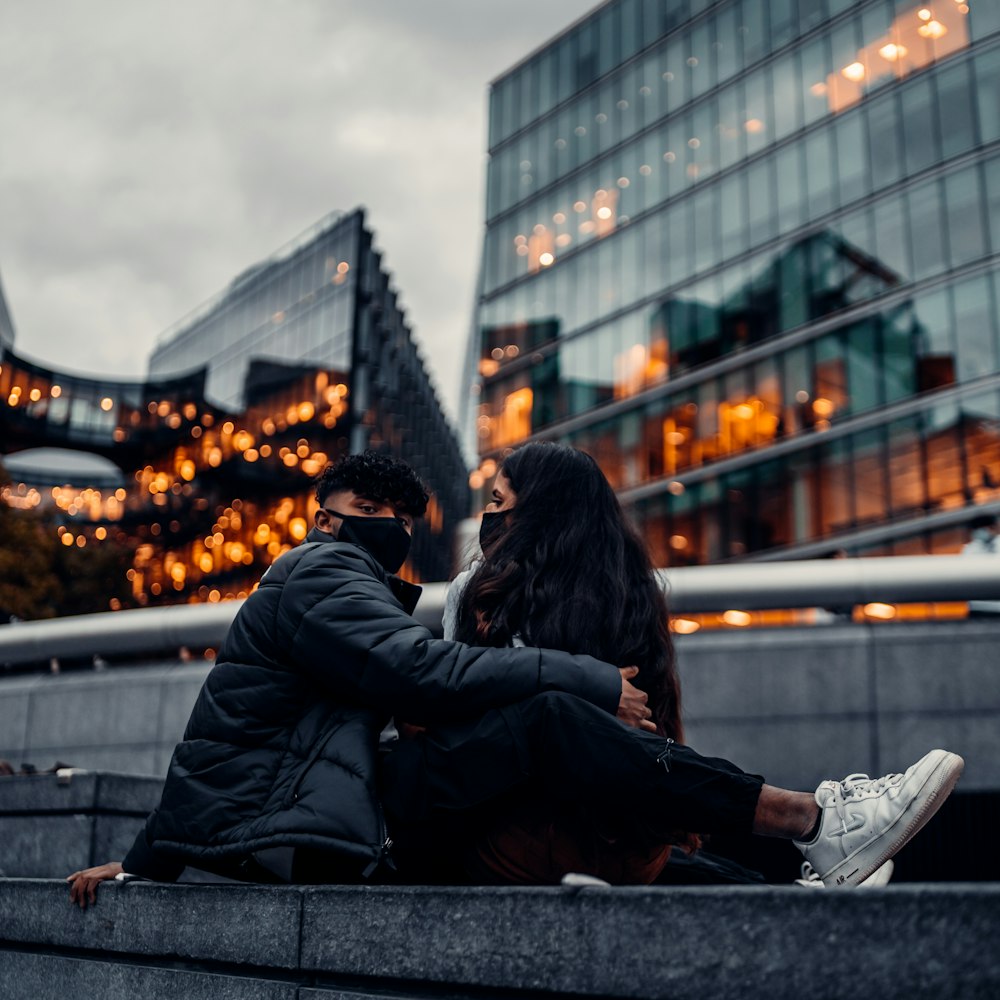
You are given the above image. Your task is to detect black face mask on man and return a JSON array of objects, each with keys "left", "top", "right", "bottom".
[{"left": 326, "top": 510, "right": 411, "bottom": 574}]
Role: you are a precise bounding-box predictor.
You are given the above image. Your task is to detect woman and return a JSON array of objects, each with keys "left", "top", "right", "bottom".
[{"left": 444, "top": 441, "right": 700, "bottom": 884}]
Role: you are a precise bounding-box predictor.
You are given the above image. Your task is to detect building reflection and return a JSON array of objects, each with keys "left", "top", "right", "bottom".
[{"left": 472, "top": 226, "right": 1000, "bottom": 567}]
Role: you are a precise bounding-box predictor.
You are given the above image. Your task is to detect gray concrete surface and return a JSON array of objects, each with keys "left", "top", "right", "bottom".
[
  {"left": 675, "top": 620, "right": 1000, "bottom": 791},
  {"left": 0, "top": 771, "right": 162, "bottom": 877},
  {"left": 1, "top": 878, "right": 998, "bottom": 999}
]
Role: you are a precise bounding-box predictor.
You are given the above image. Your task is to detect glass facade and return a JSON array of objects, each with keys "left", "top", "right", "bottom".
[
  {"left": 471, "top": 0, "right": 1000, "bottom": 568},
  {"left": 150, "top": 211, "right": 359, "bottom": 411},
  {"left": 1, "top": 210, "right": 468, "bottom": 612}
]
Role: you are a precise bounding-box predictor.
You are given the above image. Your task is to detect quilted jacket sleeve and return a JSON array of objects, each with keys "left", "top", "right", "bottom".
[{"left": 279, "top": 544, "right": 622, "bottom": 724}]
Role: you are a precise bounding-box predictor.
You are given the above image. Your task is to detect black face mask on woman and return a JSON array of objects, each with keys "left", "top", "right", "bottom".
[
  {"left": 479, "top": 509, "right": 508, "bottom": 553},
  {"left": 326, "top": 510, "right": 411, "bottom": 574}
]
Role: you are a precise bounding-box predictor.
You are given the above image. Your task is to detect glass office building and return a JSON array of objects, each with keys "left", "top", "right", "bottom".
[
  {"left": 471, "top": 0, "right": 1000, "bottom": 571},
  {"left": 150, "top": 211, "right": 359, "bottom": 411},
  {"left": 0, "top": 209, "right": 468, "bottom": 611}
]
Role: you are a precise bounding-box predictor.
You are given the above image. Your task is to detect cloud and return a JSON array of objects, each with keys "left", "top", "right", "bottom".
[{"left": 0, "top": 0, "right": 590, "bottom": 429}]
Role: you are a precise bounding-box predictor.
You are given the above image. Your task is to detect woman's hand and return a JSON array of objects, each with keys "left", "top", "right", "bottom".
[
  {"left": 617, "top": 666, "right": 656, "bottom": 732},
  {"left": 66, "top": 861, "right": 123, "bottom": 909}
]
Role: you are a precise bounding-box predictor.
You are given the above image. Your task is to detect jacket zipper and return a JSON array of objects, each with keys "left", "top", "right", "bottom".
[
  {"left": 656, "top": 738, "right": 675, "bottom": 772},
  {"left": 362, "top": 809, "right": 395, "bottom": 879}
]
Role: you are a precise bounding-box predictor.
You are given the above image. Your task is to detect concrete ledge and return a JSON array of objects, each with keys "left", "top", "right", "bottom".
[
  {"left": 2, "top": 878, "right": 999, "bottom": 999},
  {"left": 0, "top": 879, "right": 300, "bottom": 968},
  {"left": 0, "top": 772, "right": 162, "bottom": 878}
]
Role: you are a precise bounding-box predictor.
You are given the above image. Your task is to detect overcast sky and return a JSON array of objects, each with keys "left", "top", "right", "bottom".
[{"left": 0, "top": 1, "right": 594, "bottom": 424}]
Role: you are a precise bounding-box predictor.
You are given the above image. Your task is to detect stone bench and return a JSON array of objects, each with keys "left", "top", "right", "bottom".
[{"left": 1, "top": 877, "right": 998, "bottom": 999}]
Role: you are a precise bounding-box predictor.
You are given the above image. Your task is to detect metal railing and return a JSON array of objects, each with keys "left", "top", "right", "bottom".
[{"left": 0, "top": 555, "right": 997, "bottom": 668}]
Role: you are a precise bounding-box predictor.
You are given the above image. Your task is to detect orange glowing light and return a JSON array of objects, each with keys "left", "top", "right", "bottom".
[
  {"left": 841, "top": 62, "right": 866, "bottom": 82},
  {"left": 864, "top": 602, "right": 897, "bottom": 620},
  {"left": 917, "top": 19, "right": 947, "bottom": 38},
  {"left": 878, "top": 42, "right": 907, "bottom": 61},
  {"left": 671, "top": 619, "right": 701, "bottom": 635}
]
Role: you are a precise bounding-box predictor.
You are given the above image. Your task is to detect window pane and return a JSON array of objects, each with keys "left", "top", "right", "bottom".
[
  {"left": 887, "top": 416, "right": 925, "bottom": 516},
  {"left": 720, "top": 171, "right": 748, "bottom": 256},
  {"left": 800, "top": 36, "right": 830, "bottom": 126},
  {"left": 923, "top": 402, "right": 964, "bottom": 508},
  {"left": 853, "top": 427, "right": 887, "bottom": 526},
  {"left": 818, "top": 438, "right": 853, "bottom": 535},
  {"left": 805, "top": 129, "right": 835, "bottom": 219},
  {"left": 836, "top": 111, "right": 868, "bottom": 206},
  {"left": 688, "top": 19, "right": 714, "bottom": 100},
  {"left": 882, "top": 303, "right": 916, "bottom": 403},
  {"left": 662, "top": 36, "right": 688, "bottom": 114},
  {"left": 912, "top": 286, "right": 956, "bottom": 391},
  {"left": 845, "top": 319, "right": 881, "bottom": 415},
  {"left": 987, "top": 155, "right": 1000, "bottom": 255},
  {"left": 944, "top": 166, "right": 987, "bottom": 268},
  {"left": 771, "top": 53, "right": 802, "bottom": 141},
  {"left": 906, "top": 180, "right": 946, "bottom": 281},
  {"left": 866, "top": 93, "right": 902, "bottom": 191},
  {"left": 872, "top": 194, "right": 910, "bottom": 281},
  {"left": 743, "top": 68, "right": 772, "bottom": 157},
  {"left": 975, "top": 48, "right": 1000, "bottom": 145},
  {"left": 740, "top": 0, "right": 768, "bottom": 66},
  {"left": 717, "top": 85, "right": 743, "bottom": 170},
  {"left": 774, "top": 144, "right": 804, "bottom": 233},
  {"left": 936, "top": 61, "right": 977, "bottom": 159},
  {"left": 900, "top": 77, "right": 939, "bottom": 177},
  {"left": 747, "top": 159, "right": 775, "bottom": 247},
  {"left": 714, "top": 3, "right": 742, "bottom": 83},
  {"left": 954, "top": 275, "right": 998, "bottom": 382},
  {"left": 969, "top": 0, "right": 1000, "bottom": 42}
]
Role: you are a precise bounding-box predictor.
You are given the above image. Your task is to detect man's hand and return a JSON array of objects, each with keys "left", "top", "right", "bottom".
[
  {"left": 66, "top": 861, "right": 123, "bottom": 909},
  {"left": 617, "top": 666, "right": 656, "bottom": 732}
]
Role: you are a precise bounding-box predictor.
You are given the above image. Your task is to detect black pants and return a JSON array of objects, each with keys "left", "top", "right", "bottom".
[{"left": 379, "top": 691, "right": 764, "bottom": 881}]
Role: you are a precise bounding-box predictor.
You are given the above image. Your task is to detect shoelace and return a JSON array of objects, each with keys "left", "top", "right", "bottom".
[
  {"left": 830, "top": 771, "right": 904, "bottom": 825},
  {"left": 799, "top": 862, "right": 821, "bottom": 883}
]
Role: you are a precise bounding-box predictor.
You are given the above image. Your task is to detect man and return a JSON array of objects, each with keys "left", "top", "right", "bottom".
[{"left": 69, "top": 451, "right": 963, "bottom": 904}]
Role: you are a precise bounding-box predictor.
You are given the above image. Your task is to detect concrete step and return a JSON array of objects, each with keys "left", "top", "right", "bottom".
[{"left": 1, "top": 877, "right": 998, "bottom": 999}]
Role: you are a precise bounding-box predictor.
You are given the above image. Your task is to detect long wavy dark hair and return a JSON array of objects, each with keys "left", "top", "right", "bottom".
[{"left": 454, "top": 442, "right": 683, "bottom": 741}]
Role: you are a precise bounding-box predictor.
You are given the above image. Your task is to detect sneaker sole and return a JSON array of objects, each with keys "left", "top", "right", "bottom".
[{"left": 822, "top": 750, "right": 964, "bottom": 888}]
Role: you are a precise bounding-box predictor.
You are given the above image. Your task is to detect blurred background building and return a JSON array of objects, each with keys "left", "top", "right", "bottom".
[
  {"left": 469, "top": 0, "right": 1000, "bottom": 574},
  {"left": 0, "top": 209, "right": 467, "bottom": 614}
]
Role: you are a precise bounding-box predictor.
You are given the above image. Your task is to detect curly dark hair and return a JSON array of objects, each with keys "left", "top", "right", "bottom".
[
  {"left": 454, "top": 441, "right": 682, "bottom": 742},
  {"left": 314, "top": 451, "right": 429, "bottom": 517}
]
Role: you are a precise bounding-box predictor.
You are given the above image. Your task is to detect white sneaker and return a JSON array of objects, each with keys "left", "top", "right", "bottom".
[
  {"left": 794, "top": 859, "right": 894, "bottom": 888},
  {"left": 793, "top": 749, "right": 963, "bottom": 888}
]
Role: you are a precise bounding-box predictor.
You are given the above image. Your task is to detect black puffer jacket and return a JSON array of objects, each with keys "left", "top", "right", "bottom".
[{"left": 124, "top": 528, "right": 621, "bottom": 879}]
